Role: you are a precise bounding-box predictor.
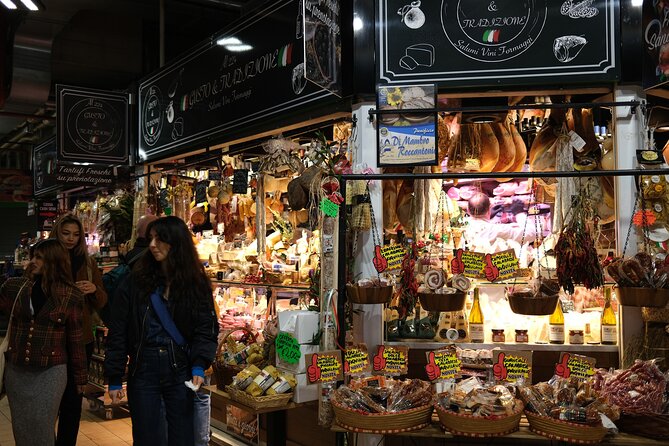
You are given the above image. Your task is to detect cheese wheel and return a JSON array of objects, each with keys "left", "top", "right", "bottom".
[
  {"left": 478, "top": 123, "right": 500, "bottom": 172},
  {"left": 491, "top": 122, "right": 516, "bottom": 172}
]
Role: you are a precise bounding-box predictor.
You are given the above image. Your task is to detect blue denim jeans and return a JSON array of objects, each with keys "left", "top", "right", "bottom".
[
  {"left": 193, "top": 375, "right": 211, "bottom": 446},
  {"left": 128, "top": 346, "right": 193, "bottom": 446}
]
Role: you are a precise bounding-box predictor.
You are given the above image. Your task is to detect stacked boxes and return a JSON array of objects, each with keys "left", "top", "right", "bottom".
[{"left": 275, "top": 310, "right": 320, "bottom": 403}]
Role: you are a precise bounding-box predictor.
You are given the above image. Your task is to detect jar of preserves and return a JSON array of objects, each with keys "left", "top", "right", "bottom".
[
  {"left": 515, "top": 329, "right": 529, "bottom": 343},
  {"left": 569, "top": 330, "right": 584, "bottom": 344},
  {"left": 492, "top": 329, "right": 505, "bottom": 343}
]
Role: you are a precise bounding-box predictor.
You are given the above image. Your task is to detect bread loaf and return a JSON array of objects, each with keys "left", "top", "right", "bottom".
[
  {"left": 491, "top": 122, "right": 516, "bottom": 172},
  {"left": 478, "top": 123, "right": 499, "bottom": 172}
]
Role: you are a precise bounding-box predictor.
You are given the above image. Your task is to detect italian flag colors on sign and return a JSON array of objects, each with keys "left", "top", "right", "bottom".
[
  {"left": 482, "top": 29, "right": 500, "bottom": 43},
  {"left": 278, "top": 43, "right": 293, "bottom": 67}
]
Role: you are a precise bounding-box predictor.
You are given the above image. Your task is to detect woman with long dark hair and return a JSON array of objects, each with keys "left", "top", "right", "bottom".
[
  {"left": 50, "top": 213, "right": 107, "bottom": 446},
  {"left": 105, "top": 216, "right": 218, "bottom": 446},
  {"left": 0, "top": 239, "right": 87, "bottom": 446}
]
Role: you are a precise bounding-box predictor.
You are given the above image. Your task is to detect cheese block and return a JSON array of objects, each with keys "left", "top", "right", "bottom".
[
  {"left": 491, "top": 122, "right": 516, "bottom": 172},
  {"left": 581, "top": 108, "right": 599, "bottom": 155},
  {"left": 478, "top": 123, "right": 500, "bottom": 172}
]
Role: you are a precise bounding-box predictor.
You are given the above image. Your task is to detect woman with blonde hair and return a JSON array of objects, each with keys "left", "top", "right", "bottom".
[
  {"left": 50, "top": 213, "right": 107, "bottom": 445},
  {"left": 0, "top": 239, "right": 87, "bottom": 445}
]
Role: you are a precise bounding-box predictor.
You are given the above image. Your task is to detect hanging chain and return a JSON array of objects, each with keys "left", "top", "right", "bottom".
[
  {"left": 366, "top": 183, "right": 383, "bottom": 280},
  {"left": 621, "top": 192, "right": 640, "bottom": 258}
]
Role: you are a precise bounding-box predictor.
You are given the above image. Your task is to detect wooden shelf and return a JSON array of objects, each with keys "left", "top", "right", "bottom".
[
  {"left": 332, "top": 417, "right": 665, "bottom": 444},
  {"left": 386, "top": 340, "right": 619, "bottom": 353},
  {"left": 206, "top": 386, "right": 310, "bottom": 415},
  {"left": 212, "top": 280, "right": 310, "bottom": 291}
]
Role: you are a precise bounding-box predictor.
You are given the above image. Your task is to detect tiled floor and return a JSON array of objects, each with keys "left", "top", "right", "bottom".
[{"left": 0, "top": 396, "right": 133, "bottom": 445}]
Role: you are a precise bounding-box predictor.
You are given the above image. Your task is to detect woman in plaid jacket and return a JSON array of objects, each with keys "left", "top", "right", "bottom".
[{"left": 0, "top": 239, "right": 87, "bottom": 446}]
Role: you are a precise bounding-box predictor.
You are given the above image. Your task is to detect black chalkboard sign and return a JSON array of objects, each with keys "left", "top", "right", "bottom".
[
  {"left": 57, "top": 85, "right": 129, "bottom": 164},
  {"left": 377, "top": 0, "right": 619, "bottom": 87},
  {"left": 232, "top": 169, "right": 249, "bottom": 194},
  {"left": 642, "top": 0, "right": 669, "bottom": 90},
  {"left": 138, "top": 0, "right": 340, "bottom": 162},
  {"left": 33, "top": 137, "right": 59, "bottom": 197}
]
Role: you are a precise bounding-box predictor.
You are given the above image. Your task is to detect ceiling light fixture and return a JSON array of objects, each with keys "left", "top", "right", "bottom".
[
  {"left": 225, "top": 44, "right": 252, "bottom": 52},
  {"left": 0, "top": 0, "right": 17, "bottom": 9},
  {"left": 19, "top": 0, "right": 39, "bottom": 9},
  {"left": 216, "top": 37, "right": 241, "bottom": 46}
]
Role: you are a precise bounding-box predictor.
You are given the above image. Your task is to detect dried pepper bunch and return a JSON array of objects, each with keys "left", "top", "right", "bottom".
[
  {"left": 554, "top": 197, "right": 604, "bottom": 294},
  {"left": 397, "top": 242, "right": 419, "bottom": 318}
]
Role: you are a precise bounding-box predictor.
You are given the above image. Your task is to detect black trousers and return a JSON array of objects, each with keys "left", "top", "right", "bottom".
[{"left": 55, "top": 341, "right": 93, "bottom": 446}]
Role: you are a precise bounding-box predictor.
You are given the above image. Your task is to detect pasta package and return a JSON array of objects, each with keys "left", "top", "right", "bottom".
[
  {"left": 266, "top": 372, "right": 297, "bottom": 395},
  {"left": 245, "top": 365, "right": 280, "bottom": 396},
  {"left": 232, "top": 365, "right": 262, "bottom": 390}
]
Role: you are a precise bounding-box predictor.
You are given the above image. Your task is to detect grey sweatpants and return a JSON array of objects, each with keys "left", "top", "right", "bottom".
[{"left": 5, "top": 362, "right": 67, "bottom": 446}]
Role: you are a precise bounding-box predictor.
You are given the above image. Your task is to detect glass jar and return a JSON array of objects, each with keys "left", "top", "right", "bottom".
[
  {"left": 515, "top": 329, "right": 529, "bottom": 343},
  {"left": 492, "top": 329, "right": 505, "bottom": 343},
  {"left": 569, "top": 330, "right": 584, "bottom": 344}
]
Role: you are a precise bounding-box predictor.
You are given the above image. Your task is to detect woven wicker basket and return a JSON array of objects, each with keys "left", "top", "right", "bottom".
[
  {"left": 225, "top": 385, "right": 293, "bottom": 410},
  {"left": 346, "top": 284, "right": 394, "bottom": 305},
  {"left": 525, "top": 411, "right": 607, "bottom": 444},
  {"left": 213, "top": 328, "right": 258, "bottom": 390},
  {"left": 419, "top": 291, "right": 466, "bottom": 312},
  {"left": 332, "top": 401, "right": 433, "bottom": 434},
  {"left": 435, "top": 401, "right": 523, "bottom": 437},
  {"left": 617, "top": 287, "right": 669, "bottom": 308},
  {"left": 508, "top": 294, "right": 559, "bottom": 316}
]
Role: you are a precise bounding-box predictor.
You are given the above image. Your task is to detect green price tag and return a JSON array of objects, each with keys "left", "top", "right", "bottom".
[
  {"left": 275, "top": 332, "right": 301, "bottom": 364},
  {"left": 320, "top": 198, "right": 339, "bottom": 217}
]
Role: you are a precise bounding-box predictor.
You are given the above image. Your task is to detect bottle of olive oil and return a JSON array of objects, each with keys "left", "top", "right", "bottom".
[
  {"left": 468, "top": 288, "right": 485, "bottom": 343},
  {"left": 549, "top": 300, "right": 565, "bottom": 344},
  {"left": 601, "top": 287, "right": 617, "bottom": 345}
]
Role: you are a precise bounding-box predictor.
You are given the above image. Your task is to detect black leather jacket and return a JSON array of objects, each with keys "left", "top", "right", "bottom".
[{"left": 104, "top": 273, "right": 218, "bottom": 386}]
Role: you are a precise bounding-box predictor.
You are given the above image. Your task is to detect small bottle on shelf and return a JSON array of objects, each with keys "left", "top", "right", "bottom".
[
  {"left": 601, "top": 287, "right": 618, "bottom": 345},
  {"left": 468, "top": 288, "right": 485, "bottom": 343},
  {"left": 584, "top": 322, "right": 597, "bottom": 344},
  {"left": 549, "top": 300, "right": 565, "bottom": 344}
]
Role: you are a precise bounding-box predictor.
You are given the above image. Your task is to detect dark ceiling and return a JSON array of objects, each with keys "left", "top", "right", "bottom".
[{"left": 0, "top": 0, "right": 262, "bottom": 168}]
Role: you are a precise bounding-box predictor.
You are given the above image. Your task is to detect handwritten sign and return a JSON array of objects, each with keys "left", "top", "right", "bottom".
[
  {"left": 493, "top": 351, "right": 532, "bottom": 383},
  {"left": 452, "top": 248, "right": 518, "bottom": 281},
  {"left": 380, "top": 244, "right": 406, "bottom": 272},
  {"left": 373, "top": 345, "right": 408, "bottom": 376},
  {"left": 305, "top": 350, "right": 343, "bottom": 384},
  {"left": 344, "top": 345, "right": 370, "bottom": 376},
  {"left": 320, "top": 197, "right": 339, "bottom": 217},
  {"left": 275, "top": 332, "right": 301, "bottom": 365},
  {"left": 555, "top": 352, "right": 596, "bottom": 380},
  {"left": 425, "top": 349, "right": 461, "bottom": 381}
]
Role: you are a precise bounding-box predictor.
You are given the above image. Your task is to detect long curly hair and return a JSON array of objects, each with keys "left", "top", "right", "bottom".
[
  {"left": 133, "top": 216, "right": 212, "bottom": 308},
  {"left": 31, "top": 239, "right": 77, "bottom": 298},
  {"left": 51, "top": 213, "right": 87, "bottom": 256}
]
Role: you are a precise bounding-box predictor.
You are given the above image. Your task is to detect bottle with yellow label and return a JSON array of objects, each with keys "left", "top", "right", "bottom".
[
  {"left": 549, "top": 300, "right": 565, "bottom": 344},
  {"left": 468, "top": 288, "right": 485, "bottom": 343},
  {"left": 601, "top": 287, "right": 617, "bottom": 345}
]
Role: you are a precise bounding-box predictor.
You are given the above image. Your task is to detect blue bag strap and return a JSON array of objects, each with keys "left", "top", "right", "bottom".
[{"left": 149, "top": 287, "right": 186, "bottom": 346}]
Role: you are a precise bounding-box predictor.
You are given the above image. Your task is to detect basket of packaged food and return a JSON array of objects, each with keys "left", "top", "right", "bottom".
[
  {"left": 346, "top": 277, "right": 394, "bottom": 305},
  {"left": 518, "top": 377, "right": 619, "bottom": 445},
  {"left": 606, "top": 254, "right": 669, "bottom": 307},
  {"left": 213, "top": 327, "right": 262, "bottom": 390},
  {"left": 225, "top": 364, "right": 296, "bottom": 410},
  {"left": 331, "top": 379, "right": 434, "bottom": 434},
  {"left": 435, "top": 380, "right": 524, "bottom": 437},
  {"left": 418, "top": 273, "right": 470, "bottom": 312},
  {"left": 507, "top": 279, "right": 560, "bottom": 316},
  {"left": 596, "top": 359, "right": 669, "bottom": 440}
]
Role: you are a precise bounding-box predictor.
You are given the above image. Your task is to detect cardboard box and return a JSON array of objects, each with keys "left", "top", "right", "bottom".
[
  {"left": 278, "top": 310, "right": 320, "bottom": 344},
  {"left": 292, "top": 373, "right": 318, "bottom": 403},
  {"left": 276, "top": 343, "right": 320, "bottom": 374}
]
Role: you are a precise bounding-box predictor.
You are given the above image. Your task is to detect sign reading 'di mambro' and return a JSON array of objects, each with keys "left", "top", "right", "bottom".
[
  {"left": 138, "top": 0, "right": 340, "bottom": 162},
  {"left": 377, "top": 84, "right": 437, "bottom": 166},
  {"left": 57, "top": 85, "right": 129, "bottom": 164}
]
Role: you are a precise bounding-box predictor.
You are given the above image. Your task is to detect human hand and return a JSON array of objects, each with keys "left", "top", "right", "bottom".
[
  {"left": 307, "top": 355, "right": 321, "bottom": 383},
  {"left": 76, "top": 280, "right": 97, "bottom": 294},
  {"left": 373, "top": 345, "right": 386, "bottom": 371},
  {"left": 109, "top": 388, "right": 125, "bottom": 405},
  {"left": 425, "top": 351, "right": 441, "bottom": 381},
  {"left": 192, "top": 375, "right": 204, "bottom": 389}
]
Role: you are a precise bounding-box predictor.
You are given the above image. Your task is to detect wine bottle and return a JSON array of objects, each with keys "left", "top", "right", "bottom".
[
  {"left": 601, "top": 287, "right": 617, "bottom": 345},
  {"left": 549, "top": 300, "right": 565, "bottom": 344},
  {"left": 468, "top": 288, "right": 485, "bottom": 343}
]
